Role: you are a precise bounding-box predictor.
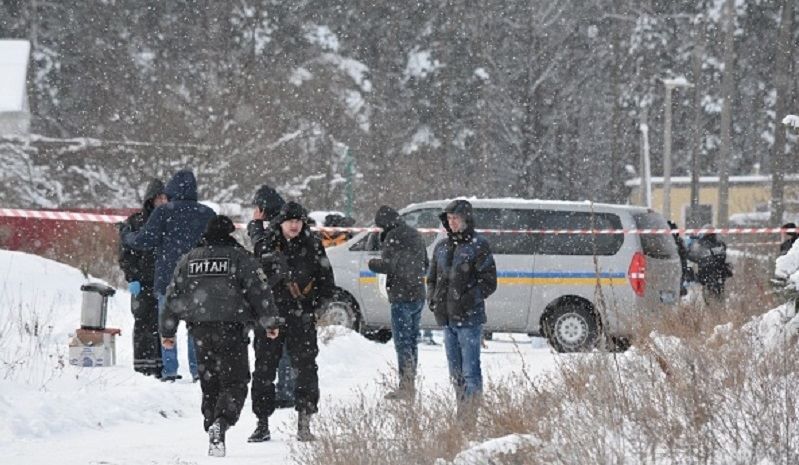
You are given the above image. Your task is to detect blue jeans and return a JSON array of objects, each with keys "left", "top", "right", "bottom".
[
  {"left": 390, "top": 300, "right": 423, "bottom": 385},
  {"left": 157, "top": 294, "right": 199, "bottom": 379},
  {"left": 443, "top": 323, "right": 483, "bottom": 401}
]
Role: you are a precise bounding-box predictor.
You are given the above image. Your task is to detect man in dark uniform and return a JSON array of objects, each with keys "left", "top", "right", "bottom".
[
  {"left": 667, "top": 220, "right": 693, "bottom": 296},
  {"left": 161, "top": 215, "right": 281, "bottom": 457},
  {"left": 118, "top": 178, "right": 167, "bottom": 377},
  {"left": 249, "top": 201, "right": 335, "bottom": 442},
  {"left": 246, "top": 185, "right": 298, "bottom": 443},
  {"left": 687, "top": 226, "right": 732, "bottom": 304},
  {"left": 780, "top": 223, "right": 799, "bottom": 256}
]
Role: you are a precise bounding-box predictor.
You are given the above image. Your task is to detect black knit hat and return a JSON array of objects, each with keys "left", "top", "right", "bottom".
[
  {"left": 276, "top": 201, "right": 308, "bottom": 224},
  {"left": 203, "top": 215, "right": 236, "bottom": 241},
  {"left": 252, "top": 185, "right": 286, "bottom": 221}
]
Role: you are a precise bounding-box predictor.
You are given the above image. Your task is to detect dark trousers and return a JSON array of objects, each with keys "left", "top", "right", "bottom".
[
  {"left": 190, "top": 322, "right": 251, "bottom": 431},
  {"left": 130, "top": 290, "right": 162, "bottom": 376},
  {"left": 276, "top": 345, "right": 296, "bottom": 403},
  {"left": 251, "top": 312, "right": 319, "bottom": 418}
]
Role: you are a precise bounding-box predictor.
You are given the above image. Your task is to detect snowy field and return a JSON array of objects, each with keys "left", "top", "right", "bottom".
[{"left": 0, "top": 249, "right": 557, "bottom": 464}]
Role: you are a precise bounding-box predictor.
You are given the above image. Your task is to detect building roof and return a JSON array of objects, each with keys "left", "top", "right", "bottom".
[
  {"left": 0, "top": 39, "right": 31, "bottom": 113},
  {"left": 625, "top": 174, "right": 799, "bottom": 187}
]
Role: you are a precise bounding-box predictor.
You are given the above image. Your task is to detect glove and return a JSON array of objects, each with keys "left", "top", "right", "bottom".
[
  {"left": 128, "top": 281, "right": 141, "bottom": 297},
  {"left": 261, "top": 252, "right": 289, "bottom": 282}
]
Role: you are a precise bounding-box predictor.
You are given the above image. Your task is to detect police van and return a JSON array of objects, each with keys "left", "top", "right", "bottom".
[{"left": 321, "top": 198, "right": 680, "bottom": 352}]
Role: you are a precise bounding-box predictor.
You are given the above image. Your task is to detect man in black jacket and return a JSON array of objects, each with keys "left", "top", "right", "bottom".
[
  {"left": 246, "top": 184, "right": 297, "bottom": 421},
  {"left": 687, "top": 227, "right": 732, "bottom": 304},
  {"left": 667, "top": 220, "right": 693, "bottom": 296},
  {"left": 427, "top": 200, "right": 497, "bottom": 415},
  {"left": 368, "top": 205, "right": 428, "bottom": 400},
  {"left": 124, "top": 169, "right": 215, "bottom": 382},
  {"left": 249, "top": 201, "right": 335, "bottom": 442},
  {"left": 118, "top": 178, "right": 166, "bottom": 377},
  {"left": 161, "top": 215, "right": 281, "bottom": 457},
  {"left": 780, "top": 223, "right": 798, "bottom": 256}
]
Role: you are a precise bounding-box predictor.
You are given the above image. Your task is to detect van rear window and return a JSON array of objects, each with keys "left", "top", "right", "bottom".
[{"left": 633, "top": 212, "right": 677, "bottom": 259}]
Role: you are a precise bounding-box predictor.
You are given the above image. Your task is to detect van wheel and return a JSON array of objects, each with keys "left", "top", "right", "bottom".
[
  {"left": 544, "top": 302, "right": 599, "bottom": 353},
  {"left": 318, "top": 292, "right": 359, "bottom": 330}
]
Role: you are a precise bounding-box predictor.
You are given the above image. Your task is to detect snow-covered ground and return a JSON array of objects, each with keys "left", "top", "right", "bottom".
[{"left": 0, "top": 249, "right": 557, "bottom": 464}]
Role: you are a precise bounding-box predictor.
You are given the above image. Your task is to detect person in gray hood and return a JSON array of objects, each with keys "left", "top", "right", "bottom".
[
  {"left": 427, "top": 199, "right": 496, "bottom": 417},
  {"left": 161, "top": 215, "right": 281, "bottom": 457},
  {"left": 368, "top": 205, "right": 428, "bottom": 399}
]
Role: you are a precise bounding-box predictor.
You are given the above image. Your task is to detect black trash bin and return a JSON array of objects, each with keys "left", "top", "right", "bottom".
[{"left": 80, "top": 283, "right": 116, "bottom": 330}]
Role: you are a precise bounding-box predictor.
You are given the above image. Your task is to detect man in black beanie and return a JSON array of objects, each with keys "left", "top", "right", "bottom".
[
  {"left": 246, "top": 185, "right": 297, "bottom": 442},
  {"left": 248, "top": 201, "right": 335, "bottom": 442},
  {"left": 248, "top": 184, "right": 286, "bottom": 257},
  {"left": 118, "top": 178, "right": 167, "bottom": 377},
  {"left": 161, "top": 215, "right": 281, "bottom": 457}
]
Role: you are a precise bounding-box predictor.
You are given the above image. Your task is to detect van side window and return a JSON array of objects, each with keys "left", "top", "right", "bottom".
[
  {"left": 471, "top": 208, "right": 537, "bottom": 255},
  {"left": 535, "top": 210, "right": 624, "bottom": 256},
  {"left": 400, "top": 208, "right": 441, "bottom": 247},
  {"left": 633, "top": 212, "right": 677, "bottom": 259},
  {"left": 349, "top": 233, "right": 371, "bottom": 251}
]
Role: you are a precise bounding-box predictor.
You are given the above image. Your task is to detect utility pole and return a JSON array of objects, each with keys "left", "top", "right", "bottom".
[
  {"left": 717, "top": 0, "right": 736, "bottom": 228},
  {"left": 689, "top": 15, "right": 705, "bottom": 227},
  {"left": 345, "top": 149, "right": 354, "bottom": 218},
  {"left": 640, "top": 103, "right": 652, "bottom": 208},
  {"left": 662, "top": 77, "right": 693, "bottom": 221},
  {"left": 770, "top": 0, "right": 795, "bottom": 227}
]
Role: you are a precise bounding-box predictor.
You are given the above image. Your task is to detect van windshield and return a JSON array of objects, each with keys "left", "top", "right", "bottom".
[{"left": 633, "top": 212, "right": 677, "bottom": 259}]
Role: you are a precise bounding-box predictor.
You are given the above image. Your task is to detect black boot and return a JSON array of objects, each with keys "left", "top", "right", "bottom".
[
  {"left": 208, "top": 418, "right": 227, "bottom": 457},
  {"left": 247, "top": 418, "right": 271, "bottom": 443},
  {"left": 297, "top": 411, "right": 315, "bottom": 442}
]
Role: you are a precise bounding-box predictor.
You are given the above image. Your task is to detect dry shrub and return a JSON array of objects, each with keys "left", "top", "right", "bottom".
[{"left": 295, "top": 265, "right": 799, "bottom": 465}]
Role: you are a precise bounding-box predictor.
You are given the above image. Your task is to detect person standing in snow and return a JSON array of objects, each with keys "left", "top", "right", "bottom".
[
  {"left": 248, "top": 201, "right": 335, "bottom": 442},
  {"left": 427, "top": 199, "right": 497, "bottom": 419},
  {"left": 118, "top": 178, "right": 167, "bottom": 378},
  {"left": 367, "top": 205, "right": 428, "bottom": 400},
  {"left": 687, "top": 226, "right": 732, "bottom": 304},
  {"left": 246, "top": 185, "right": 297, "bottom": 440},
  {"left": 780, "top": 223, "right": 799, "bottom": 256},
  {"left": 667, "top": 220, "right": 693, "bottom": 296},
  {"left": 161, "top": 215, "right": 281, "bottom": 457},
  {"left": 123, "top": 169, "right": 215, "bottom": 382}
]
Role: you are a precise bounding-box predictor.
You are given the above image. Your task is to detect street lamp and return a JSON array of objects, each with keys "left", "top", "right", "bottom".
[{"left": 661, "top": 77, "right": 693, "bottom": 221}]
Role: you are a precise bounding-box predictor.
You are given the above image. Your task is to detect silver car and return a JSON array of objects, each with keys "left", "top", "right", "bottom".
[{"left": 321, "top": 198, "right": 681, "bottom": 352}]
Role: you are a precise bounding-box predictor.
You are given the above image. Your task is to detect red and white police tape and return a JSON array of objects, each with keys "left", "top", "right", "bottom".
[{"left": 0, "top": 207, "right": 796, "bottom": 236}]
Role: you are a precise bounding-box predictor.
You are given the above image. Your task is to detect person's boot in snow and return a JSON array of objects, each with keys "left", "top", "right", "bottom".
[
  {"left": 297, "top": 411, "right": 315, "bottom": 442},
  {"left": 208, "top": 418, "right": 227, "bottom": 457},
  {"left": 247, "top": 418, "right": 271, "bottom": 442},
  {"left": 384, "top": 380, "right": 415, "bottom": 401}
]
